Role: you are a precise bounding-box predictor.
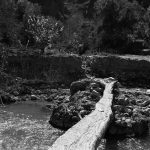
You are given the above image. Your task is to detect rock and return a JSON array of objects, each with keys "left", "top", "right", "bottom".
[
  {"left": 95, "top": 87, "right": 103, "bottom": 94},
  {"left": 115, "top": 119, "right": 121, "bottom": 125},
  {"left": 125, "top": 118, "right": 132, "bottom": 127},
  {"left": 1, "top": 94, "right": 16, "bottom": 104},
  {"left": 90, "top": 83, "right": 99, "bottom": 88},
  {"left": 31, "top": 95, "right": 38, "bottom": 101},
  {"left": 146, "top": 89, "right": 150, "bottom": 96},
  {"left": 91, "top": 90, "right": 100, "bottom": 99},
  {"left": 132, "top": 120, "right": 149, "bottom": 136},
  {"left": 58, "top": 96, "right": 65, "bottom": 101},
  {"left": 122, "top": 117, "right": 126, "bottom": 121},
  {"left": 13, "top": 91, "right": 19, "bottom": 96},
  {"left": 80, "top": 110, "right": 88, "bottom": 117},
  {"left": 49, "top": 105, "right": 80, "bottom": 130},
  {"left": 124, "top": 108, "right": 133, "bottom": 116},
  {"left": 113, "top": 105, "right": 124, "bottom": 112},
  {"left": 70, "top": 79, "right": 91, "bottom": 95},
  {"left": 19, "top": 86, "right": 31, "bottom": 95},
  {"left": 141, "top": 108, "right": 150, "bottom": 116},
  {"left": 82, "top": 102, "right": 94, "bottom": 111},
  {"left": 140, "top": 100, "right": 150, "bottom": 107},
  {"left": 130, "top": 99, "right": 136, "bottom": 105},
  {"left": 46, "top": 93, "right": 57, "bottom": 102}
]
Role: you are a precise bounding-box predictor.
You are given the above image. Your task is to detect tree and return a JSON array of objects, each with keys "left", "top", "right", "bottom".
[
  {"left": 94, "top": 0, "right": 145, "bottom": 53},
  {"left": 27, "top": 15, "right": 64, "bottom": 52}
]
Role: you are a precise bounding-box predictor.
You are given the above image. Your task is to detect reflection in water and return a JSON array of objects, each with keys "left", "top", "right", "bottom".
[{"left": 0, "top": 102, "right": 63, "bottom": 150}]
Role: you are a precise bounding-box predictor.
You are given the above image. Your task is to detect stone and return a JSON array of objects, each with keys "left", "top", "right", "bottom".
[
  {"left": 95, "top": 87, "right": 103, "bottom": 94},
  {"left": 80, "top": 110, "right": 88, "bottom": 117},
  {"left": 141, "top": 108, "right": 150, "bottom": 116},
  {"left": 140, "top": 100, "right": 150, "bottom": 107},
  {"left": 146, "top": 89, "right": 150, "bottom": 96},
  {"left": 82, "top": 102, "right": 94, "bottom": 111},
  {"left": 132, "top": 120, "right": 149, "bottom": 136},
  {"left": 13, "top": 91, "right": 19, "bottom": 96},
  {"left": 91, "top": 90, "right": 100, "bottom": 99},
  {"left": 124, "top": 108, "right": 133, "bottom": 116},
  {"left": 70, "top": 79, "right": 91, "bottom": 95},
  {"left": 49, "top": 105, "right": 80, "bottom": 130},
  {"left": 125, "top": 118, "right": 132, "bottom": 127},
  {"left": 46, "top": 93, "right": 56, "bottom": 102},
  {"left": 90, "top": 83, "right": 99, "bottom": 88},
  {"left": 19, "top": 86, "right": 31, "bottom": 95},
  {"left": 1, "top": 94, "right": 16, "bottom": 104},
  {"left": 31, "top": 95, "right": 38, "bottom": 101}
]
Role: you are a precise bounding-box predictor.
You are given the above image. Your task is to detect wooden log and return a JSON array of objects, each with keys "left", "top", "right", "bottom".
[{"left": 49, "top": 80, "right": 116, "bottom": 150}]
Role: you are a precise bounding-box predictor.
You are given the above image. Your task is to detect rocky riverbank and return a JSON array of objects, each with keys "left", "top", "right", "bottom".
[
  {"left": 49, "top": 78, "right": 105, "bottom": 130},
  {"left": 0, "top": 75, "right": 149, "bottom": 137},
  {"left": 107, "top": 88, "right": 150, "bottom": 137}
]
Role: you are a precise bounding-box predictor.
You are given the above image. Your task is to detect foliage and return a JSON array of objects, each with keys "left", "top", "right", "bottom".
[
  {"left": 94, "top": 0, "right": 145, "bottom": 53},
  {"left": 0, "top": 0, "right": 41, "bottom": 46},
  {"left": 58, "top": 14, "right": 96, "bottom": 54},
  {"left": 0, "top": 0, "right": 22, "bottom": 45},
  {"left": 27, "top": 15, "right": 64, "bottom": 50}
]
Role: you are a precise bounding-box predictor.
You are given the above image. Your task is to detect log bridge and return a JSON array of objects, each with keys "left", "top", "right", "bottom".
[{"left": 49, "top": 79, "right": 116, "bottom": 150}]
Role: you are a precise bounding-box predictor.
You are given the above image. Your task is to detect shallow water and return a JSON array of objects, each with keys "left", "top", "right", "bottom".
[
  {"left": 0, "top": 102, "right": 63, "bottom": 150},
  {"left": 1, "top": 102, "right": 150, "bottom": 150},
  {"left": 98, "top": 127, "right": 150, "bottom": 150}
]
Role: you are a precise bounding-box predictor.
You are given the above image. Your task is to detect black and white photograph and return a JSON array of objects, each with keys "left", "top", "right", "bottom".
[{"left": 0, "top": 0, "right": 150, "bottom": 150}]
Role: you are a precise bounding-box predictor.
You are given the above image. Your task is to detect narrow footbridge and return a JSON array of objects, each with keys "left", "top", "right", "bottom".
[{"left": 49, "top": 79, "right": 116, "bottom": 150}]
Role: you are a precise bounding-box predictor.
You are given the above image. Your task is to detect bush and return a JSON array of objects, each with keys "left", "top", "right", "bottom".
[{"left": 26, "top": 15, "right": 64, "bottom": 52}]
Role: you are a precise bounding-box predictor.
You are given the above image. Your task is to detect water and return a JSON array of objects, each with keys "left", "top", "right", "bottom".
[
  {"left": 0, "top": 102, "right": 150, "bottom": 150},
  {"left": 0, "top": 102, "right": 63, "bottom": 150},
  {"left": 98, "top": 128, "right": 150, "bottom": 150}
]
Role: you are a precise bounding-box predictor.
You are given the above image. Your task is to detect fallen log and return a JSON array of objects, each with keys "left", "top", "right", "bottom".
[{"left": 49, "top": 79, "right": 116, "bottom": 150}]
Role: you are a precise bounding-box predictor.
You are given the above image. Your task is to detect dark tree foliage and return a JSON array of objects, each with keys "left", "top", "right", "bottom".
[
  {"left": 94, "top": 0, "right": 146, "bottom": 53},
  {"left": 1, "top": 0, "right": 150, "bottom": 54},
  {"left": 0, "top": 0, "right": 41, "bottom": 46}
]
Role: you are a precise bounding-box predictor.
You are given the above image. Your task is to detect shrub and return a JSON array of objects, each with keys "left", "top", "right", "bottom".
[{"left": 26, "top": 15, "right": 64, "bottom": 51}]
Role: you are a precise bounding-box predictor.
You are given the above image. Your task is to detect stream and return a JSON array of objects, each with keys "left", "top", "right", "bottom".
[
  {"left": 0, "top": 102, "right": 63, "bottom": 150},
  {"left": 0, "top": 102, "right": 150, "bottom": 150}
]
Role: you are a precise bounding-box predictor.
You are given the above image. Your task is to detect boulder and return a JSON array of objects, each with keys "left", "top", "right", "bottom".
[
  {"left": 49, "top": 105, "right": 80, "bottom": 130},
  {"left": 70, "top": 78, "right": 91, "bottom": 95},
  {"left": 31, "top": 95, "right": 38, "bottom": 101},
  {"left": 0, "top": 93, "right": 16, "bottom": 104}
]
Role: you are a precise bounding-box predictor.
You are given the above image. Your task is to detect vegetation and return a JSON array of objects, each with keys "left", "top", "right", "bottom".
[{"left": 1, "top": 0, "right": 150, "bottom": 54}]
